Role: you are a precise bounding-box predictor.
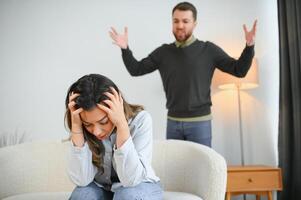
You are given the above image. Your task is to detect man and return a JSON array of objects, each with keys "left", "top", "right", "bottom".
[{"left": 109, "top": 2, "right": 257, "bottom": 147}]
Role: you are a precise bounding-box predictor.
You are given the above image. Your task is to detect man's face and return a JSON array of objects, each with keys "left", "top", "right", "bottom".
[{"left": 172, "top": 9, "right": 196, "bottom": 42}]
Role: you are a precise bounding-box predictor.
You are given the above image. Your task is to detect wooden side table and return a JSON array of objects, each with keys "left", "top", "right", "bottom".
[{"left": 226, "top": 165, "right": 283, "bottom": 200}]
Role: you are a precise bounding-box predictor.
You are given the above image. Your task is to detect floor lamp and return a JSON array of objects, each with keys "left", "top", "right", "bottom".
[{"left": 213, "top": 58, "right": 259, "bottom": 166}]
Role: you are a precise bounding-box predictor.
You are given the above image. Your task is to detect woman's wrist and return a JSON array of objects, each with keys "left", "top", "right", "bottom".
[
  {"left": 71, "top": 130, "right": 83, "bottom": 135},
  {"left": 71, "top": 125, "right": 83, "bottom": 135},
  {"left": 115, "top": 119, "right": 128, "bottom": 131},
  {"left": 71, "top": 132, "right": 85, "bottom": 147}
]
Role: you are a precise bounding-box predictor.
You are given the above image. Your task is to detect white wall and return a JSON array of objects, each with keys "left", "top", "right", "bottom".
[
  {"left": 0, "top": 0, "right": 278, "bottom": 175},
  {"left": 210, "top": 0, "right": 279, "bottom": 168}
]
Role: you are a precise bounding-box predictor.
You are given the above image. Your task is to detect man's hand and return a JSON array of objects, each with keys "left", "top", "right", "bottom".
[
  {"left": 109, "top": 27, "right": 128, "bottom": 49},
  {"left": 243, "top": 20, "right": 257, "bottom": 46}
]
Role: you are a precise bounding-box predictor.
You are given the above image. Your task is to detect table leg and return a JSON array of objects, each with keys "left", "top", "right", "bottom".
[
  {"left": 225, "top": 192, "right": 231, "bottom": 200},
  {"left": 268, "top": 191, "right": 273, "bottom": 200}
]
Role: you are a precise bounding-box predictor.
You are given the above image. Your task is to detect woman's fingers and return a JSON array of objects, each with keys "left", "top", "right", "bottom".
[
  {"left": 68, "top": 92, "right": 80, "bottom": 112},
  {"left": 104, "top": 87, "right": 121, "bottom": 103},
  {"left": 119, "top": 92, "right": 123, "bottom": 103},
  {"left": 101, "top": 89, "right": 123, "bottom": 111},
  {"left": 103, "top": 99, "right": 114, "bottom": 108},
  {"left": 68, "top": 101, "right": 76, "bottom": 111},
  {"left": 69, "top": 92, "right": 80, "bottom": 103},
  {"left": 104, "top": 91, "right": 115, "bottom": 100},
  {"left": 110, "top": 87, "right": 119, "bottom": 97},
  {"left": 73, "top": 107, "right": 83, "bottom": 116},
  {"left": 97, "top": 103, "right": 110, "bottom": 114}
]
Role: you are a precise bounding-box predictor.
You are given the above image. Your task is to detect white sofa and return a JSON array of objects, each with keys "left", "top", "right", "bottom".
[{"left": 0, "top": 139, "right": 227, "bottom": 200}]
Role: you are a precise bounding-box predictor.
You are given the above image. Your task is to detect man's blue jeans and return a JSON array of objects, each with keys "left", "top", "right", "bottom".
[{"left": 166, "top": 119, "right": 212, "bottom": 147}]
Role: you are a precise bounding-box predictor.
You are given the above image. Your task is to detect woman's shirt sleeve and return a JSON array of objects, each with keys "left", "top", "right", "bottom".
[
  {"left": 67, "top": 141, "right": 98, "bottom": 186},
  {"left": 113, "top": 111, "right": 158, "bottom": 187}
]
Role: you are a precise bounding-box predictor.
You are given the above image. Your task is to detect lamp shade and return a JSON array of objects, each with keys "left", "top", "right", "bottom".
[{"left": 213, "top": 58, "right": 259, "bottom": 90}]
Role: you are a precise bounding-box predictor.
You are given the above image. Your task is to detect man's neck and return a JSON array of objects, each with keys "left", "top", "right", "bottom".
[{"left": 175, "top": 35, "right": 196, "bottom": 48}]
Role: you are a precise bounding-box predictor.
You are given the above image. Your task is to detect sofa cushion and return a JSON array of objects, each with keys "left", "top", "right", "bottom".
[
  {"left": 2, "top": 192, "right": 71, "bottom": 200},
  {"left": 2, "top": 191, "right": 203, "bottom": 200},
  {"left": 164, "top": 191, "right": 203, "bottom": 200}
]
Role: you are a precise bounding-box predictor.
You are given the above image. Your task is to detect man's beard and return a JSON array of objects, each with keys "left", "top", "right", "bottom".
[{"left": 173, "top": 30, "right": 193, "bottom": 42}]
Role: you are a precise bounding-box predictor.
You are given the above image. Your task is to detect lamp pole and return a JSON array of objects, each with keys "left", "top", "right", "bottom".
[
  {"left": 237, "top": 84, "right": 246, "bottom": 200},
  {"left": 237, "top": 84, "right": 245, "bottom": 166}
]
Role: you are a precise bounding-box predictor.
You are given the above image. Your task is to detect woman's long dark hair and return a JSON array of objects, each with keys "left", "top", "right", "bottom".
[{"left": 64, "top": 74, "right": 143, "bottom": 171}]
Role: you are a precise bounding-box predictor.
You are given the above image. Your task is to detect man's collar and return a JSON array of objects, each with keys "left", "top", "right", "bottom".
[{"left": 175, "top": 35, "right": 196, "bottom": 48}]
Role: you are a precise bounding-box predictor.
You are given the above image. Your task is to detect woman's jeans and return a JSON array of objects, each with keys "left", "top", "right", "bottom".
[
  {"left": 69, "top": 181, "right": 163, "bottom": 200},
  {"left": 167, "top": 119, "right": 212, "bottom": 147}
]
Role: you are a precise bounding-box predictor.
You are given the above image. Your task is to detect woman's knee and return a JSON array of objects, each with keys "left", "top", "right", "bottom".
[
  {"left": 113, "top": 182, "right": 163, "bottom": 200},
  {"left": 69, "top": 182, "right": 105, "bottom": 200},
  {"left": 113, "top": 187, "right": 140, "bottom": 200}
]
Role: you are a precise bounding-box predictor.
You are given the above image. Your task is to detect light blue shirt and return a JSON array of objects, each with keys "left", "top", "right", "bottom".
[{"left": 67, "top": 110, "right": 160, "bottom": 191}]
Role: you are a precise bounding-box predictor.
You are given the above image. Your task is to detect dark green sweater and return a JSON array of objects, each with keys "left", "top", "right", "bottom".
[{"left": 121, "top": 40, "right": 254, "bottom": 118}]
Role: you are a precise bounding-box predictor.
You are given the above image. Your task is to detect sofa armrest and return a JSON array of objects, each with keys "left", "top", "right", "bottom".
[
  {"left": 152, "top": 140, "right": 227, "bottom": 200},
  {"left": 0, "top": 140, "right": 74, "bottom": 199}
]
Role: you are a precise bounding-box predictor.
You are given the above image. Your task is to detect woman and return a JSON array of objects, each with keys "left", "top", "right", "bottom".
[{"left": 65, "top": 74, "right": 162, "bottom": 200}]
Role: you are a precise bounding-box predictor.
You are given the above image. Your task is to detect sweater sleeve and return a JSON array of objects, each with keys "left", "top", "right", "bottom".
[
  {"left": 210, "top": 42, "right": 255, "bottom": 77},
  {"left": 113, "top": 111, "right": 155, "bottom": 187},
  {"left": 67, "top": 142, "right": 98, "bottom": 187},
  {"left": 121, "top": 46, "right": 162, "bottom": 76}
]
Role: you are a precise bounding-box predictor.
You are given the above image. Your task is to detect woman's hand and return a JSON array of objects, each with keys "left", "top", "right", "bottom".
[
  {"left": 98, "top": 87, "right": 129, "bottom": 148},
  {"left": 68, "top": 92, "right": 84, "bottom": 133},
  {"left": 97, "top": 87, "right": 127, "bottom": 128},
  {"left": 68, "top": 92, "right": 84, "bottom": 147}
]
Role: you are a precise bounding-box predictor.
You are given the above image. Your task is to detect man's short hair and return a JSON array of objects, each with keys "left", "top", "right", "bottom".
[{"left": 172, "top": 2, "right": 197, "bottom": 21}]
